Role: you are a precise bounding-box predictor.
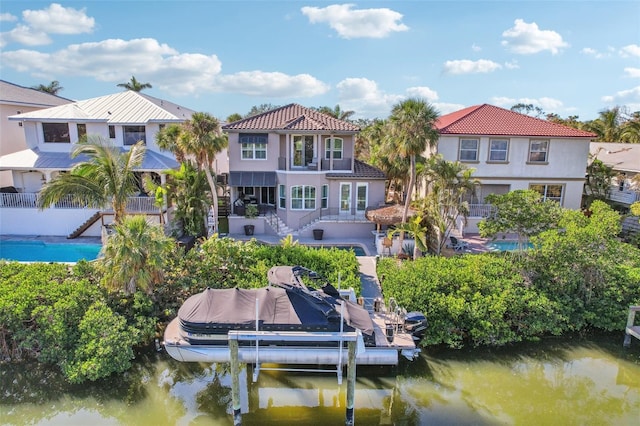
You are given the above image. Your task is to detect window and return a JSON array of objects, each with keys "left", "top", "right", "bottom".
[
  {"left": 291, "top": 185, "right": 316, "bottom": 210},
  {"left": 528, "top": 140, "right": 549, "bottom": 163},
  {"left": 321, "top": 184, "right": 328, "bottom": 209},
  {"left": 243, "top": 187, "right": 255, "bottom": 196},
  {"left": 293, "top": 135, "right": 315, "bottom": 167},
  {"left": 43, "top": 123, "right": 70, "bottom": 143},
  {"left": 530, "top": 184, "right": 564, "bottom": 204},
  {"left": 108, "top": 125, "right": 116, "bottom": 139},
  {"left": 459, "top": 138, "right": 479, "bottom": 161},
  {"left": 240, "top": 133, "right": 267, "bottom": 159},
  {"left": 279, "top": 185, "right": 286, "bottom": 209},
  {"left": 324, "top": 137, "right": 343, "bottom": 160},
  {"left": 123, "top": 125, "right": 146, "bottom": 145},
  {"left": 489, "top": 139, "right": 508, "bottom": 162},
  {"left": 76, "top": 124, "right": 87, "bottom": 141},
  {"left": 356, "top": 183, "right": 368, "bottom": 212}
]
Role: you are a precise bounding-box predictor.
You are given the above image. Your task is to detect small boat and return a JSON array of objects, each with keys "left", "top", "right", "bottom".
[{"left": 163, "top": 265, "right": 427, "bottom": 366}]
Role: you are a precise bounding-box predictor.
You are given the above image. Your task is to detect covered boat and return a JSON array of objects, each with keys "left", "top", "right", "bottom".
[{"left": 164, "top": 266, "right": 426, "bottom": 365}]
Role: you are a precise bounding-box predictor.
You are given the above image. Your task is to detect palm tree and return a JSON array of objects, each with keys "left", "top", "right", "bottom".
[
  {"left": 418, "top": 155, "right": 478, "bottom": 254},
  {"left": 316, "top": 104, "right": 355, "bottom": 121},
  {"left": 177, "top": 112, "right": 228, "bottom": 233},
  {"left": 31, "top": 80, "right": 63, "bottom": 95},
  {"left": 37, "top": 135, "right": 145, "bottom": 224},
  {"left": 155, "top": 124, "right": 186, "bottom": 163},
  {"left": 585, "top": 107, "right": 625, "bottom": 142},
  {"left": 100, "top": 215, "right": 173, "bottom": 294},
  {"left": 117, "top": 76, "right": 152, "bottom": 92},
  {"left": 386, "top": 98, "right": 440, "bottom": 225}
]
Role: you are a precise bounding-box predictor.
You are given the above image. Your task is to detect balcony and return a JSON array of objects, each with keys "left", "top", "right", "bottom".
[
  {"left": 277, "top": 157, "right": 352, "bottom": 172},
  {"left": 0, "top": 192, "right": 158, "bottom": 212}
]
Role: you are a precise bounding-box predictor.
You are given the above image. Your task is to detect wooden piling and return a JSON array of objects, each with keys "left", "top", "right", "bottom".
[
  {"left": 230, "top": 339, "right": 242, "bottom": 425},
  {"left": 624, "top": 306, "right": 640, "bottom": 348},
  {"left": 345, "top": 340, "right": 356, "bottom": 425}
]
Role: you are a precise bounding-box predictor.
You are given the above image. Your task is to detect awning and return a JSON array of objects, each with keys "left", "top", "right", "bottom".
[{"left": 229, "top": 171, "right": 276, "bottom": 187}]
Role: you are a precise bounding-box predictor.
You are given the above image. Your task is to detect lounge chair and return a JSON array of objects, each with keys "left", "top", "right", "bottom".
[{"left": 449, "top": 236, "right": 469, "bottom": 252}]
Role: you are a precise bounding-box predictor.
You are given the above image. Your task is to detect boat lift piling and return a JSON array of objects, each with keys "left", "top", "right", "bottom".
[{"left": 623, "top": 305, "right": 640, "bottom": 348}]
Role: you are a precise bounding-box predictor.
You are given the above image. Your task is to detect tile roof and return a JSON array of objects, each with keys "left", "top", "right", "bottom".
[
  {"left": 590, "top": 142, "right": 640, "bottom": 173},
  {"left": 326, "top": 160, "right": 386, "bottom": 180},
  {"left": 0, "top": 80, "right": 72, "bottom": 108},
  {"left": 222, "top": 103, "right": 360, "bottom": 133},
  {"left": 8, "top": 91, "right": 195, "bottom": 124},
  {"left": 435, "top": 104, "right": 596, "bottom": 138},
  {"left": 0, "top": 147, "right": 178, "bottom": 171}
]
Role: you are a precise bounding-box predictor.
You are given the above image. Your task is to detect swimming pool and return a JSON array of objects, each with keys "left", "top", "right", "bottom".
[
  {"left": 0, "top": 240, "right": 102, "bottom": 262},
  {"left": 486, "top": 240, "right": 533, "bottom": 251},
  {"left": 312, "top": 245, "right": 367, "bottom": 256}
]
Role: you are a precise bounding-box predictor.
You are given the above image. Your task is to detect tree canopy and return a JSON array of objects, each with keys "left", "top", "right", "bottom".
[
  {"left": 31, "top": 80, "right": 63, "bottom": 95},
  {"left": 117, "top": 76, "right": 152, "bottom": 92}
]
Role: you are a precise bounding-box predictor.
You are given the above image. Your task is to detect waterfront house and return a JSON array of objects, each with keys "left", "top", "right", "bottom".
[
  {"left": 0, "top": 90, "right": 220, "bottom": 237},
  {"left": 222, "top": 104, "right": 386, "bottom": 239},
  {"left": 589, "top": 142, "right": 640, "bottom": 208},
  {"left": 431, "top": 104, "right": 596, "bottom": 234}
]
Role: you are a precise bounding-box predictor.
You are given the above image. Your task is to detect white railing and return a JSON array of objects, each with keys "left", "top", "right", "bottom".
[
  {"left": 468, "top": 203, "right": 495, "bottom": 218},
  {"left": 0, "top": 192, "right": 158, "bottom": 212},
  {"left": 608, "top": 186, "right": 640, "bottom": 205}
]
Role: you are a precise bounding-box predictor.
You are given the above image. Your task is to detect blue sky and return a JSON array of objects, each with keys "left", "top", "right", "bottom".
[{"left": 1, "top": 1, "right": 639, "bottom": 121}]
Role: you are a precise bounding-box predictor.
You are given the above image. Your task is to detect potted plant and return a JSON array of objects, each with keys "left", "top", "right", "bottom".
[{"left": 243, "top": 204, "right": 258, "bottom": 236}]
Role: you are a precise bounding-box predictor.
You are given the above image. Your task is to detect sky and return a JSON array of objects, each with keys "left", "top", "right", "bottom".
[{"left": 1, "top": 1, "right": 639, "bottom": 122}]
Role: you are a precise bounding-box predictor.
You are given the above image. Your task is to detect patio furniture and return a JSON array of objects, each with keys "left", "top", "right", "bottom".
[{"left": 449, "top": 236, "right": 469, "bottom": 252}]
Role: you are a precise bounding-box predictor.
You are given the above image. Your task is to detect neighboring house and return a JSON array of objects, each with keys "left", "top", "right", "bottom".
[
  {"left": 589, "top": 142, "right": 640, "bottom": 207},
  {"left": 222, "top": 104, "right": 386, "bottom": 239},
  {"left": 0, "top": 90, "right": 210, "bottom": 237},
  {"left": 431, "top": 104, "right": 596, "bottom": 234},
  {"left": 0, "top": 80, "right": 72, "bottom": 187}
]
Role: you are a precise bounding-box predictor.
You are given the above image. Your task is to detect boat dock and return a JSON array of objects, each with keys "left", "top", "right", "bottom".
[{"left": 624, "top": 306, "right": 640, "bottom": 347}]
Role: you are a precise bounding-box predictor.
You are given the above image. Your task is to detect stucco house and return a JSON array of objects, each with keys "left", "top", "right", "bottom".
[
  {"left": 0, "top": 80, "right": 72, "bottom": 187},
  {"left": 0, "top": 90, "right": 217, "bottom": 237},
  {"left": 222, "top": 104, "right": 386, "bottom": 239},
  {"left": 431, "top": 104, "right": 596, "bottom": 234}
]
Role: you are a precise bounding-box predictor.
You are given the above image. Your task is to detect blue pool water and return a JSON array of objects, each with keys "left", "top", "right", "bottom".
[
  {"left": 313, "top": 245, "right": 366, "bottom": 256},
  {"left": 486, "top": 240, "right": 533, "bottom": 251},
  {"left": 0, "top": 240, "right": 102, "bottom": 262}
]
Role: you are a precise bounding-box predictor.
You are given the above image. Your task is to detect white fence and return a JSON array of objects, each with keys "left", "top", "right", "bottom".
[{"left": 0, "top": 193, "right": 157, "bottom": 211}]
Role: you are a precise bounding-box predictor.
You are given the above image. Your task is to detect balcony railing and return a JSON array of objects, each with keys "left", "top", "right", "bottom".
[
  {"left": 297, "top": 206, "right": 369, "bottom": 230},
  {"left": 468, "top": 203, "right": 496, "bottom": 218},
  {"left": 0, "top": 192, "right": 158, "bottom": 212},
  {"left": 608, "top": 186, "right": 640, "bottom": 205}
]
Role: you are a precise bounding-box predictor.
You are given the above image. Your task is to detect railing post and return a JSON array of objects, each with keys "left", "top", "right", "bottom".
[
  {"left": 229, "top": 338, "right": 242, "bottom": 425},
  {"left": 624, "top": 306, "right": 639, "bottom": 348},
  {"left": 345, "top": 340, "right": 357, "bottom": 425}
]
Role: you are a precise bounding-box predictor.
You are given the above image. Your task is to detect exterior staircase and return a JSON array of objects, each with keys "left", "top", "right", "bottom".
[
  {"left": 68, "top": 211, "right": 102, "bottom": 239},
  {"left": 266, "top": 213, "right": 296, "bottom": 236}
]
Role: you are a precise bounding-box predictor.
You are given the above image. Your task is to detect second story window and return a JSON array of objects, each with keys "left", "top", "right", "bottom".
[
  {"left": 239, "top": 133, "right": 268, "bottom": 159},
  {"left": 123, "top": 125, "right": 146, "bottom": 146},
  {"left": 528, "top": 140, "right": 549, "bottom": 163},
  {"left": 489, "top": 139, "right": 509, "bottom": 162},
  {"left": 43, "top": 123, "right": 70, "bottom": 143},
  {"left": 459, "top": 138, "right": 479, "bottom": 162},
  {"left": 324, "top": 137, "right": 343, "bottom": 159},
  {"left": 293, "top": 135, "right": 315, "bottom": 167}
]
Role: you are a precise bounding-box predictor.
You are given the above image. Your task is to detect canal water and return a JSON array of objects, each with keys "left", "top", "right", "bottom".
[{"left": 1, "top": 334, "right": 639, "bottom": 425}]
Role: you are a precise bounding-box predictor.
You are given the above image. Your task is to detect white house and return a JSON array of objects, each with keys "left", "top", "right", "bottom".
[
  {"left": 0, "top": 90, "right": 209, "bottom": 237},
  {"left": 589, "top": 142, "right": 640, "bottom": 207},
  {"left": 432, "top": 104, "right": 596, "bottom": 234}
]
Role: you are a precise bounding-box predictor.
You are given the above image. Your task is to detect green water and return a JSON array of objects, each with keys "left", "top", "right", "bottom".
[{"left": 1, "top": 335, "right": 639, "bottom": 425}]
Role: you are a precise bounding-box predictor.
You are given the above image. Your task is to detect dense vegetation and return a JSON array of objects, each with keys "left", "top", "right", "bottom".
[
  {"left": 379, "top": 201, "right": 640, "bottom": 348},
  {"left": 0, "top": 239, "right": 360, "bottom": 383}
]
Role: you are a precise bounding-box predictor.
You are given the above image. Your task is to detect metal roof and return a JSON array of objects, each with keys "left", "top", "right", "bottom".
[
  {"left": 8, "top": 90, "right": 195, "bottom": 124},
  {"left": 228, "top": 171, "right": 277, "bottom": 187},
  {"left": 590, "top": 142, "right": 640, "bottom": 173},
  {"left": 0, "top": 147, "right": 178, "bottom": 171}
]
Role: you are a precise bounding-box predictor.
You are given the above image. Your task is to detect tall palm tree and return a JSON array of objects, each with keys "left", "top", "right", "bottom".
[
  {"left": 100, "top": 215, "right": 173, "bottom": 294},
  {"left": 155, "top": 123, "right": 186, "bottom": 163},
  {"left": 585, "top": 107, "right": 625, "bottom": 142},
  {"left": 316, "top": 104, "right": 355, "bottom": 121},
  {"left": 31, "top": 80, "right": 63, "bottom": 95},
  {"left": 117, "top": 76, "right": 152, "bottom": 92},
  {"left": 37, "top": 135, "right": 145, "bottom": 224},
  {"left": 386, "top": 98, "right": 440, "bottom": 225},
  {"left": 177, "top": 112, "right": 228, "bottom": 233}
]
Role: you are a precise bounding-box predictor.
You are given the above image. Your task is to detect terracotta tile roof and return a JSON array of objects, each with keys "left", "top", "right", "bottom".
[
  {"left": 326, "top": 160, "right": 386, "bottom": 179},
  {"left": 222, "top": 103, "right": 360, "bottom": 133},
  {"left": 435, "top": 104, "right": 596, "bottom": 138}
]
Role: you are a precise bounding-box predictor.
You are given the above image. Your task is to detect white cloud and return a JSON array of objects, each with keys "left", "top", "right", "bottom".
[
  {"left": 624, "top": 67, "right": 640, "bottom": 78},
  {"left": 443, "top": 59, "right": 502, "bottom": 75},
  {"left": 0, "top": 25, "right": 51, "bottom": 48},
  {"left": 602, "top": 86, "right": 640, "bottom": 104},
  {"left": 406, "top": 86, "right": 439, "bottom": 102},
  {"left": 504, "top": 60, "right": 519, "bottom": 69},
  {"left": 216, "top": 71, "right": 329, "bottom": 97},
  {"left": 581, "top": 47, "right": 607, "bottom": 59},
  {"left": 620, "top": 44, "right": 640, "bottom": 58},
  {"left": 0, "top": 12, "right": 17, "bottom": 22},
  {"left": 490, "top": 96, "right": 564, "bottom": 112},
  {"left": 22, "top": 3, "right": 94, "bottom": 35},
  {"left": 336, "top": 77, "right": 404, "bottom": 117},
  {"left": 501, "top": 19, "right": 568, "bottom": 55},
  {"left": 301, "top": 4, "right": 408, "bottom": 39},
  {"left": 471, "top": 43, "right": 481, "bottom": 52},
  {"left": 432, "top": 102, "right": 466, "bottom": 115}
]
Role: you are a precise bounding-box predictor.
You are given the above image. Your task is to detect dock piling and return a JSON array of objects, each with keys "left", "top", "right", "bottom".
[
  {"left": 624, "top": 306, "right": 640, "bottom": 348},
  {"left": 345, "top": 340, "right": 357, "bottom": 425},
  {"left": 230, "top": 339, "right": 242, "bottom": 425}
]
